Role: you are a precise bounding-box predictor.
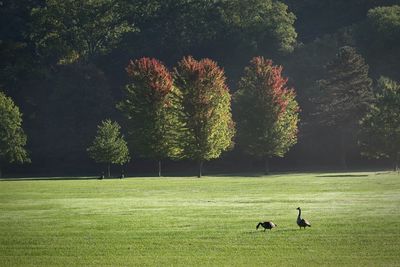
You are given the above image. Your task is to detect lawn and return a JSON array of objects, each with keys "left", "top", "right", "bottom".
[{"left": 0, "top": 172, "right": 399, "bottom": 266}]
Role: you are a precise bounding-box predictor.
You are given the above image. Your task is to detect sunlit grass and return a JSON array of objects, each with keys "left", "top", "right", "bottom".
[{"left": 1, "top": 172, "right": 399, "bottom": 266}]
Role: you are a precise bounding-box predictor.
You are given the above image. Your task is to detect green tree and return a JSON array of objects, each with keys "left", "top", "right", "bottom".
[
  {"left": 118, "top": 58, "right": 183, "bottom": 176},
  {"left": 87, "top": 120, "right": 130, "bottom": 178},
  {"left": 217, "top": 0, "right": 297, "bottom": 53},
  {"left": 0, "top": 91, "right": 30, "bottom": 177},
  {"left": 359, "top": 77, "right": 400, "bottom": 171},
  {"left": 314, "top": 46, "right": 374, "bottom": 169},
  {"left": 30, "top": 0, "right": 136, "bottom": 64},
  {"left": 174, "top": 56, "right": 235, "bottom": 177},
  {"left": 234, "top": 57, "right": 299, "bottom": 174},
  {"left": 356, "top": 5, "right": 400, "bottom": 79}
]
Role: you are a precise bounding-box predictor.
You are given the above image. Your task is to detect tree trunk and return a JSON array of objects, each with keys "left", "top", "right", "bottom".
[
  {"left": 158, "top": 160, "right": 162, "bottom": 177},
  {"left": 0, "top": 165, "right": 2, "bottom": 178},
  {"left": 339, "top": 130, "right": 348, "bottom": 170},
  {"left": 265, "top": 157, "right": 270, "bottom": 175},
  {"left": 107, "top": 163, "right": 110, "bottom": 178},
  {"left": 395, "top": 152, "right": 400, "bottom": 172},
  {"left": 198, "top": 160, "right": 203, "bottom": 178}
]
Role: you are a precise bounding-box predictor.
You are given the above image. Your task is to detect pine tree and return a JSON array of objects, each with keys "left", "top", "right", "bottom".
[
  {"left": 314, "top": 46, "right": 374, "bottom": 169},
  {"left": 87, "top": 120, "right": 130, "bottom": 178},
  {"left": 118, "top": 58, "right": 184, "bottom": 176},
  {"left": 174, "top": 56, "right": 235, "bottom": 177},
  {"left": 234, "top": 57, "right": 299, "bottom": 174},
  {"left": 358, "top": 77, "right": 400, "bottom": 171}
]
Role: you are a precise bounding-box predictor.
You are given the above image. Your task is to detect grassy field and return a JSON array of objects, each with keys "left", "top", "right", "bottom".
[{"left": 0, "top": 172, "right": 399, "bottom": 266}]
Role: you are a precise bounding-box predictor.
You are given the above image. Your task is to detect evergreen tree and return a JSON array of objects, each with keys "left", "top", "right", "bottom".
[
  {"left": 87, "top": 120, "right": 130, "bottom": 178},
  {"left": 359, "top": 77, "right": 400, "bottom": 171},
  {"left": 174, "top": 56, "right": 235, "bottom": 177},
  {"left": 314, "top": 46, "right": 374, "bottom": 169},
  {"left": 118, "top": 58, "right": 183, "bottom": 176},
  {"left": 234, "top": 57, "right": 299, "bottom": 174},
  {"left": 0, "top": 91, "right": 30, "bottom": 177}
]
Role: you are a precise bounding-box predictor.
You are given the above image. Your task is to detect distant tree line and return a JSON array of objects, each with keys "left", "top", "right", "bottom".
[{"left": 1, "top": 0, "right": 400, "bottom": 176}]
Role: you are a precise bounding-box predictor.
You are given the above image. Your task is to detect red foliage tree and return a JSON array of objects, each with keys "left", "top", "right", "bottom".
[
  {"left": 234, "top": 56, "right": 299, "bottom": 174},
  {"left": 119, "top": 57, "right": 183, "bottom": 176},
  {"left": 174, "top": 56, "right": 235, "bottom": 177}
]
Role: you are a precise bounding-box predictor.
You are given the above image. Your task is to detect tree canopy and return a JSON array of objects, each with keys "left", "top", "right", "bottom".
[
  {"left": 2, "top": 0, "right": 400, "bottom": 174},
  {"left": 119, "top": 57, "right": 184, "bottom": 176},
  {"left": 359, "top": 77, "right": 400, "bottom": 170},
  {"left": 0, "top": 91, "right": 30, "bottom": 176},
  {"left": 234, "top": 57, "right": 299, "bottom": 173},
  {"left": 30, "top": 0, "right": 136, "bottom": 64},
  {"left": 87, "top": 119, "right": 130, "bottom": 177},
  {"left": 174, "top": 56, "right": 235, "bottom": 177}
]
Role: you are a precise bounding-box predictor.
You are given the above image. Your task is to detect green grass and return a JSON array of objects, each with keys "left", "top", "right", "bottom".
[{"left": 1, "top": 172, "right": 400, "bottom": 266}]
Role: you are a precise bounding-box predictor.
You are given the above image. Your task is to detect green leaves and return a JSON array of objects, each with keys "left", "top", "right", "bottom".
[
  {"left": 87, "top": 120, "right": 130, "bottom": 165},
  {"left": 359, "top": 77, "right": 400, "bottom": 167},
  {"left": 314, "top": 46, "right": 374, "bottom": 127},
  {"left": 119, "top": 58, "right": 184, "bottom": 161},
  {"left": 174, "top": 56, "right": 235, "bottom": 162},
  {"left": 0, "top": 91, "right": 30, "bottom": 164},
  {"left": 234, "top": 57, "right": 299, "bottom": 159},
  {"left": 217, "top": 0, "right": 297, "bottom": 53},
  {"left": 30, "top": 0, "right": 136, "bottom": 64}
]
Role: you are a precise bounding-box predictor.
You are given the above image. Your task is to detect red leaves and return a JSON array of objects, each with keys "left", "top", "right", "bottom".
[
  {"left": 178, "top": 56, "right": 228, "bottom": 88},
  {"left": 126, "top": 57, "right": 173, "bottom": 100},
  {"left": 248, "top": 56, "right": 295, "bottom": 116}
]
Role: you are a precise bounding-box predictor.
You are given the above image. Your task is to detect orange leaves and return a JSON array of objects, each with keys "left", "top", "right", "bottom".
[
  {"left": 126, "top": 57, "right": 173, "bottom": 100},
  {"left": 248, "top": 56, "right": 295, "bottom": 116}
]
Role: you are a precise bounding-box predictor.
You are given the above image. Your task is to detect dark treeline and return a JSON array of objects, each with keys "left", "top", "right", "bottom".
[{"left": 1, "top": 0, "right": 400, "bottom": 176}]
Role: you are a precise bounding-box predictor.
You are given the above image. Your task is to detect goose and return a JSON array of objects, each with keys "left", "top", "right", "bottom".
[
  {"left": 296, "top": 207, "right": 311, "bottom": 229},
  {"left": 256, "top": 221, "right": 277, "bottom": 231}
]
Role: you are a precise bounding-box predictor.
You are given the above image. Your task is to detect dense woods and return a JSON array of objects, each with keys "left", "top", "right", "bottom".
[{"left": 1, "top": 0, "right": 400, "bottom": 176}]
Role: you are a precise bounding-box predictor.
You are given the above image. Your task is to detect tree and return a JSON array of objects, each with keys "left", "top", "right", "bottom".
[
  {"left": 118, "top": 57, "right": 183, "bottom": 176},
  {"left": 283, "top": 0, "right": 398, "bottom": 42},
  {"left": 234, "top": 57, "right": 299, "bottom": 174},
  {"left": 356, "top": 5, "right": 400, "bottom": 79},
  {"left": 0, "top": 91, "right": 30, "bottom": 177},
  {"left": 358, "top": 77, "right": 400, "bottom": 171},
  {"left": 174, "top": 56, "right": 235, "bottom": 177},
  {"left": 314, "top": 46, "right": 374, "bottom": 169},
  {"left": 30, "top": 0, "right": 136, "bottom": 64},
  {"left": 217, "top": 0, "right": 297, "bottom": 53},
  {"left": 87, "top": 120, "right": 130, "bottom": 178}
]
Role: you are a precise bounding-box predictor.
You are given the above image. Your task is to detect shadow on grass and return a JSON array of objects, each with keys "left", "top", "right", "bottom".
[
  {"left": 243, "top": 228, "right": 301, "bottom": 235},
  {"left": 0, "top": 176, "right": 106, "bottom": 182},
  {"left": 316, "top": 174, "right": 369, "bottom": 178}
]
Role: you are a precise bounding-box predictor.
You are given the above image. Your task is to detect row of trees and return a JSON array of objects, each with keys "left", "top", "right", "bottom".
[
  {"left": 2, "top": 50, "right": 400, "bottom": 176},
  {"left": 86, "top": 56, "right": 298, "bottom": 177},
  {"left": 2, "top": 1, "right": 400, "bottom": 174}
]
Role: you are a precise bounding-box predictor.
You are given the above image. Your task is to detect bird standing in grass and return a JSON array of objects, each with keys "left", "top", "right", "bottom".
[
  {"left": 296, "top": 207, "right": 311, "bottom": 229},
  {"left": 256, "top": 221, "right": 277, "bottom": 231}
]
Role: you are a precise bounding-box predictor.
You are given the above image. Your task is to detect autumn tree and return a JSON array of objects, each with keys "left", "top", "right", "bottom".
[
  {"left": 358, "top": 77, "right": 400, "bottom": 171},
  {"left": 234, "top": 57, "right": 299, "bottom": 174},
  {"left": 119, "top": 57, "right": 183, "bottom": 176},
  {"left": 87, "top": 120, "right": 130, "bottom": 178},
  {"left": 314, "top": 46, "right": 374, "bottom": 169},
  {"left": 174, "top": 56, "right": 235, "bottom": 177},
  {"left": 0, "top": 91, "right": 30, "bottom": 177}
]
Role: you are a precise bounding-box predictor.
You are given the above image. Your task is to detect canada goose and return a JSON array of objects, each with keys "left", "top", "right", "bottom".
[
  {"left": 296, "top": 207, "right": 311, "bottom": 229},
  {"left": 256, "top": 221, "right": 277, "bottom": 231}
]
